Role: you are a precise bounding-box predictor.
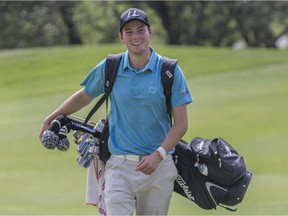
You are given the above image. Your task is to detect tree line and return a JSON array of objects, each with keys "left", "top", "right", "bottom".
[{"left": 1, "top": 1, "right": 288, "bottom": 49}]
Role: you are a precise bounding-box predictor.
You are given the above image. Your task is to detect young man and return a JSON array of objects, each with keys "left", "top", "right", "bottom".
[{"left": 39, "top": 8, "right": 192, "bottom": 215}]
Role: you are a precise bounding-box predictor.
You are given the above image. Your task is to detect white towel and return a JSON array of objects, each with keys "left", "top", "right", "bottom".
[{"left": 86, "top": 156, "right": 107, "bottom": 216}]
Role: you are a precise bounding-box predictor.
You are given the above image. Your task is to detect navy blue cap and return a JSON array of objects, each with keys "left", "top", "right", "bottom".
[{"left": 119, "top": 8, "right": 150, "bottom": 31}]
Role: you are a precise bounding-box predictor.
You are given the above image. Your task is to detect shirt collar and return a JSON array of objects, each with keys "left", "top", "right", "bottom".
[{"left": 123, "top": 47, "right": 157, "bottom": 73}]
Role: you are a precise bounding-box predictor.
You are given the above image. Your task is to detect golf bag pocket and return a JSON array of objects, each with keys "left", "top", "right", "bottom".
[
  {"left": 190, "top": 137, "right": 246, "bottom": 186},
  {"left": 99, "top": 117, "right": 111, "bottom": 163},
  {"left": 221, "top": 169, "right": 253, "bottom": 206}
]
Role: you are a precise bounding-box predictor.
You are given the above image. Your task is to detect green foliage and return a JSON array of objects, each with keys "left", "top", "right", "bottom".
[
  {"left": 0, "top": 45, "right": 288, "bottom": 214},
  {"left": 1, "top": 1, "right": 288, "bottom": 49},
  {"left": 0, "top": 1, "right": 68, "bottom": 48}
]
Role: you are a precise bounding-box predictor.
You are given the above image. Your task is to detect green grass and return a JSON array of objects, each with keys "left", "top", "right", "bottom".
[{"left": 0, "top": 44, "right": 288, "bottom": 215}]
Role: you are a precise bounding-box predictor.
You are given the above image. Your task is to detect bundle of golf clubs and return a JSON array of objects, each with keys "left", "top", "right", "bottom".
[{"left": 41, "top": 114, "right": 105, "bottom": 168}]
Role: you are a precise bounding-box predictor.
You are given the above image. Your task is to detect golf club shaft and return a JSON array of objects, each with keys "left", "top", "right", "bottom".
[{"left": 68, "top": 114, "right": 96, "bottom": 127}]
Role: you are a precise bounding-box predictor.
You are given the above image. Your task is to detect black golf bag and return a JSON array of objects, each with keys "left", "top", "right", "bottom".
[{"left": 173, "top": 138, "right": 253, "bottom": 211}]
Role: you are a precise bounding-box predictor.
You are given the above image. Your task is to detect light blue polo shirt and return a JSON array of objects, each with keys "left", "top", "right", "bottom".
[{"left": 81, "top": 47, "right": 192, "bottom": 155}]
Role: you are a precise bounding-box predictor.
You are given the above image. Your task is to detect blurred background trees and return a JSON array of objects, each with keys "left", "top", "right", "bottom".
[{"left": 1, "top": 1, "right": 288, "bottom": 49}]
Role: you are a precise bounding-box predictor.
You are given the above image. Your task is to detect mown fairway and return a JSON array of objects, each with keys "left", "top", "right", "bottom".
[{"left": 0, "top": 44, "right": 287, "bottom": 215}]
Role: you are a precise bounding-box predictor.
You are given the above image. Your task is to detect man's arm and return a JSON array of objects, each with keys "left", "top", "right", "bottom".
[
  {"left": 136, "top": 104, "right": 188, "bottom": 175},
  {"left": 39, "top": 88, "right": 93, "bottom": 139},
  {"left": 160, "top": 103, "right": 188, "bottom": 153}
]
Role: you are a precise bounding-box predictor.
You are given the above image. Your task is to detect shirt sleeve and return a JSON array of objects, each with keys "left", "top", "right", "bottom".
[
  {"left": 171, "top": 64, "right": 192, "bottom": 109},
  {"left": 80, "top": 59, "right": 106, "bottom": 98}
]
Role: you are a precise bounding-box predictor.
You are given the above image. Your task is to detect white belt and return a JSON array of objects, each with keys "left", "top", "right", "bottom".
[{"left": 113, "top": 155, "right": 143, "bottom": 162}]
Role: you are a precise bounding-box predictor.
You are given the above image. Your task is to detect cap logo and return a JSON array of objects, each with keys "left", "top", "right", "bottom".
[{"left": 128, "top": 10, "right": 140, "bottom": 19}]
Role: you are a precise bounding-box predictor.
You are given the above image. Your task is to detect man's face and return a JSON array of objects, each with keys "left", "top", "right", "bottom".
[{"left": 120, "top": 20, "right": 152, "bottom": 56}]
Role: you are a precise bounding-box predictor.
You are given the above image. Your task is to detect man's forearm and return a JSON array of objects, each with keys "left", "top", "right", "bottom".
[{"left": 43, "top": 89, "right": 93, "bottom": 124}]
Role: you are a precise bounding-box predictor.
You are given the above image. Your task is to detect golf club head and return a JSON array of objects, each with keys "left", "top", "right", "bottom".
[
  {"left": 72, "top": 130, "right": 85, "bottom": 144},
  {"left": 48, "top": 115, "right": 70, "bottom": 134},
  {"left": 41, "top": 130, "right": 59, "bottom": 150},
  {"left": 57, "top": 138, "right": 70, "bottom": 151},
  {"left": 77, "top": 155, "right": 93, "bottom": 168},
  {"left": 56, "top": 125, "right": 70, "bottom": 151},
  {"left": 77, "top": 140, "right": 90, "bottom": 157}
]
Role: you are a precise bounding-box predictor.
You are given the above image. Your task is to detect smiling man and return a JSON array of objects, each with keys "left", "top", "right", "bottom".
[{"left": 39, "top": 8, "right": 192, "bottom": 215}]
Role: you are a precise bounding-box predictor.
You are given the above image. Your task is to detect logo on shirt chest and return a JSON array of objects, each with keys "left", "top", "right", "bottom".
[{"left": 148, "top": 86, "right": 158, "bottom": 94}]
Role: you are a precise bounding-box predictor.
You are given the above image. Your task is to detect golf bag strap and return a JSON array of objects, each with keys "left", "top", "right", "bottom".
[
  {"left": 161, "top": 57, "right": 178, "bottom": 123},
  {"left": 104, "top": 53, "right": 123, "bottom": 94},
  {"left": 84, "top": 53, "right": 123, "bottom": 125}
]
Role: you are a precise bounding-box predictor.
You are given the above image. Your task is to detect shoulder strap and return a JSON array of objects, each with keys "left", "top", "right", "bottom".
[
  {"left": 84, "top": 53, "right": 122, "bottom": 124},
  {"left": 161, "top": 57, "right": 178, "bottom": 116},
  {"left": 104, "top": 53, "right": 123, "bottom": 94}
]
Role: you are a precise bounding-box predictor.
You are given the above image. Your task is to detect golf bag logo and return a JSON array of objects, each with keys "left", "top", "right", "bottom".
[
  {"left": 205, "top": 182, "right": 228, "bottom": 206},
  {"left": 175, "top": 175, "right": 195, "bottom": 201}
]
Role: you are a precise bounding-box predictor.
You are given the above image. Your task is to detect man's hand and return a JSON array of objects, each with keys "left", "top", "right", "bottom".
[
  {"left": 136, "top": 151, "right": 162, "bottom": 175},
  {"left": 39, "top": 121, "right": 50, "bottom": 140}
]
